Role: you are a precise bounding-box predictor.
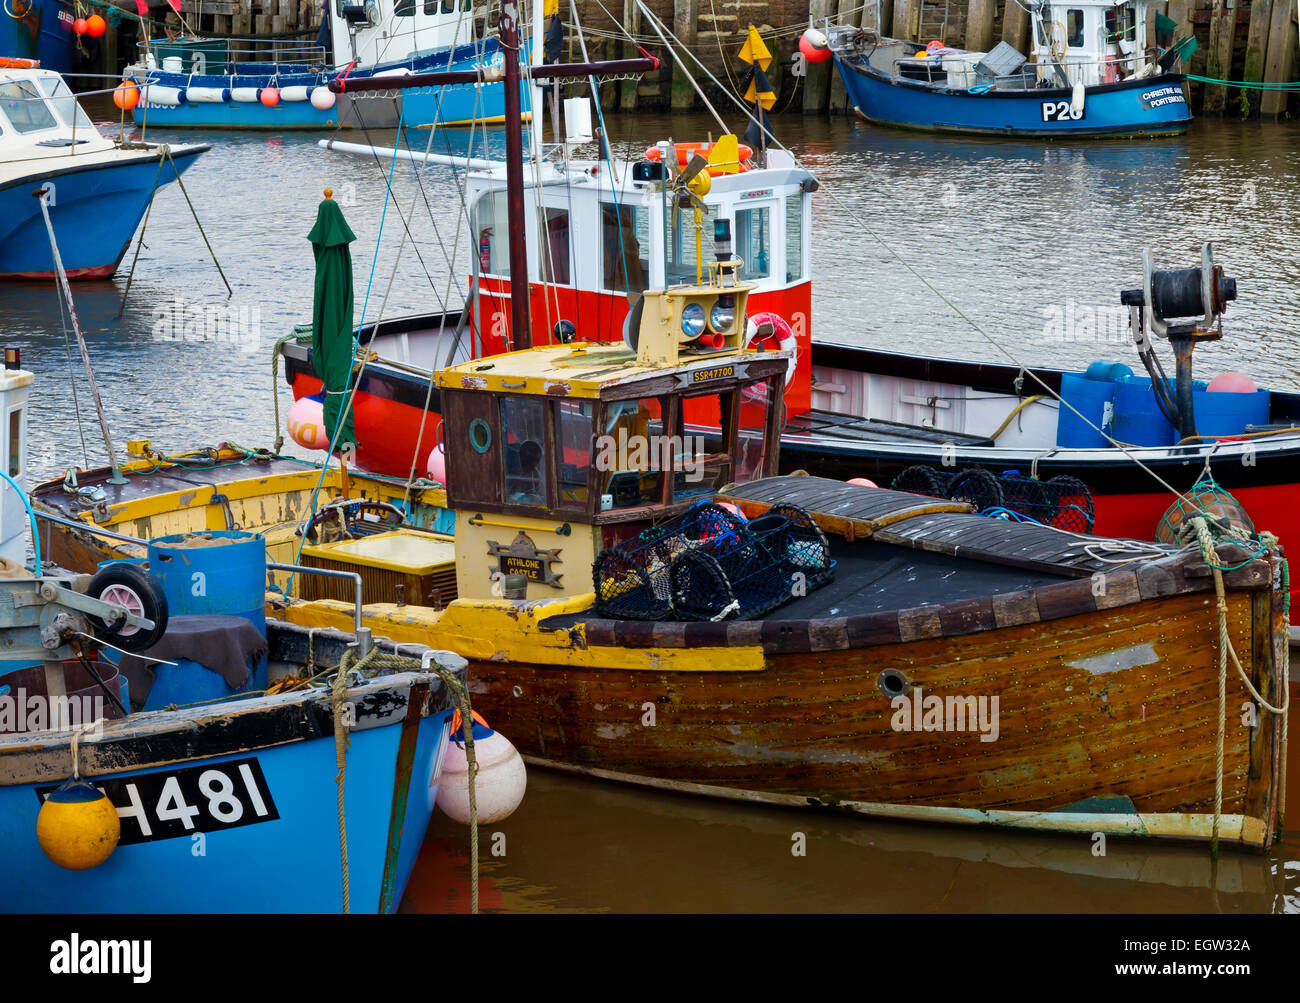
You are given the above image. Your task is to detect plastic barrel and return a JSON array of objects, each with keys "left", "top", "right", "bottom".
[
  {"left": 1193, "top": 388, "right": 1271, "bottom": 439},
  {"left": 143, "top": 531, "right": 267, "bottom": 710},
  {"left": 1111, "top": 376, "right": 1178, "bottom": 447},
  {"left": 1056, "top": 372, "right": 1116, "bottom": 448}
]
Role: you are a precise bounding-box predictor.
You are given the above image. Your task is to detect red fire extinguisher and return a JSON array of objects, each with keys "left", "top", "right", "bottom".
[{"left": 479, "top": 228, "right": 492, "bottom": 274}]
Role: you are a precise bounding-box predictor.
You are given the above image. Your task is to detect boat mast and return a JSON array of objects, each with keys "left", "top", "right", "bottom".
[{"left": 500, "top": 1, "right": 532, "bottom": 349}]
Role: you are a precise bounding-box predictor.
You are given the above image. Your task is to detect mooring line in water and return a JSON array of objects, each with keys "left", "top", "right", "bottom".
[
  {"left": 163, "top": 146, "right": 232, "bottom": 298},
  {"left": 116, "top": 151, "right": 167, "bottom": 319}
]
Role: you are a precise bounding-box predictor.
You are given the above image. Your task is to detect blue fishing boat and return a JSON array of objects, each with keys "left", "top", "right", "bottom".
[
  {"left": 822, "top": 0, "right": 1193, "bottom": 137},
  {"left": 0, "top": 0, "right": 75, "bottom": 75},
  {"left": 123, "top": 1, "right": 533, "bottom": 130},
  {"left": 0, "top": 65, "right": 205, "bottom": 279},
  {"left": 0, "top": 358, "right": 481, "bottom": 914}
]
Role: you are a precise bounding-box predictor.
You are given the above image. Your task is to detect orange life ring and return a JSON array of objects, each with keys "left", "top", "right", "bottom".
[
  {"left": 0, "top": 57, "right": 40, "bottom": 68},
  {"left": 644, "top": 141, "right": 753, "bottom": 175}
]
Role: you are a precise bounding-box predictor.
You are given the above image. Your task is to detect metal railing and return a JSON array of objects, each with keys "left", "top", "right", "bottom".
[
  {"left": 892, "top": 50, "right": 1154, "bottom": 89},
  {"left": 136, "top": 38, "right": 329, "bottom": 75}
]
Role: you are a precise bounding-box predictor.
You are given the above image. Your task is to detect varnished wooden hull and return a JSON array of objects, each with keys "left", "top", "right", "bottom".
[{"left": 460, "top": 590, "right": 1282, "bottom": 845}]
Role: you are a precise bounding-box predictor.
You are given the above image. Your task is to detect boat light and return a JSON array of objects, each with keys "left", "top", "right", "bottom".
[{"left": 681, "top": 303, "right": 706, "bottom": 338}]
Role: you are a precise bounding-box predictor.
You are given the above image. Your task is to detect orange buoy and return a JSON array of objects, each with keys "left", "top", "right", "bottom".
[
  {"left": 644, "top": 140, "right": 754, "bottom": 175},
  {"left": 72, "top": 18, "right": 88, "bottom": 34},
  {"left": 85, "top": 14, "right": 107, "bottom": 37},
  {"left": 113, "top": 80, "right": 139, "bottom": 111},
  {"left": 260, "top": 87, "right": 280, "bottom": 107}
]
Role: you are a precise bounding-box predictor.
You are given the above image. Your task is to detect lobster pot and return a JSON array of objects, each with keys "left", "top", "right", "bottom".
[
  {"left": 1111, "top": 376, "right": 1178, "bottom": 448},
  {"left": 144, "top": 531, "right": 268, "bottom": 709},
  {"left": 1056, "top": 372, "right": 1117, "bottom": 449},
  {"left": 1193, "top": 387, "right": 1270, "bottom": 438}
]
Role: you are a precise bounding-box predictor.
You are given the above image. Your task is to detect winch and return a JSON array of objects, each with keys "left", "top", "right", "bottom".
[{"left": 1120, "top": 242, "right": 1238, "bottom": 444}]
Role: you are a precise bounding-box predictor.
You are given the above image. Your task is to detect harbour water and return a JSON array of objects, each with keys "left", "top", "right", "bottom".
[{"left": 7, "top": 102, "right": 1300, "bottom": 912}]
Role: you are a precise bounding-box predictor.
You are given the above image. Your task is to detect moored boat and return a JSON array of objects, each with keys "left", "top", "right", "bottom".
[
  {"left": 0, "top": 1, "right": 75, "bottom": 76},
  {"left": 0, "top": 64, "right": 206, "bottom": 279},
  {"left": 818, "top": 0, "right": 1193, "bottom": 138}
]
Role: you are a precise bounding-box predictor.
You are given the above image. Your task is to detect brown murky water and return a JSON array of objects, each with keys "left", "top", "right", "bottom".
[{"left": 7, "top": 102, "right": 1299, "bottom": 912}]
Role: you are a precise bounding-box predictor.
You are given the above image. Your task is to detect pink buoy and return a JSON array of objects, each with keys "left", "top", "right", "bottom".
[
  {"left": 1207, "top": 371, "right": 1258, "bottom": 394},
  {"left": 287, "top": 396, "right": 327, "bottom": 450},
  {"left": 847, "top": 477, "right": 878, "bottom": 488},
  {"left": 260, "top": 87, "right": 280, "bottom": 107},
  {"left": 426, "top": 442, "right": 446, "bottom": 483},
  {"left": 717, "top": 501, "right": 747, "bottom": 520},
  {"left": 799, "top": 28, "right": 833, "bottom": 64}
]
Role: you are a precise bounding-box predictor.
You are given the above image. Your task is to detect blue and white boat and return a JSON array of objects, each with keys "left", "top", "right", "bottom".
[
  {"left": 0, "top": 0, "right": 75, "bottom": 76},
  {"left": 0, "top": 360, "right": 476, "bottom": 913},
  {"left": 0, "top": 64, "right": 206, "bottom": 279},
  {"left": 123, "top": 0, "right": 531, "bottom": 130},
  {"left": 825, "top": 0, "right": 1192, "bottom": 138}
]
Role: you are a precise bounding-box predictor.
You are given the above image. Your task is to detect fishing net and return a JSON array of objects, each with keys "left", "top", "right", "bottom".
[
  {"left": 1156, "top": 474, "right": 1254, "bottom": 545},
  {"left": 593, "top": 500, "right": 834, "bottom": 621}
]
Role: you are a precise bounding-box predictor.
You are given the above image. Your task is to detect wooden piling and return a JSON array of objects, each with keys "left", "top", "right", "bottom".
[
  {"left": 828, "top": 0, "right": 858, "bottom": 112},
  {"left": 620, "top": 0, "right": 642, "bottom": 110},
  {"left": 1000, "top": 0, "right": 1029, "bottom": 53},
  {"left": 892, "top": 0, "right": 914, "bottom": 40},
  {"left": 1202, "top": 0, "right": 1237, "bottom": 113},
  {"left": 1242, "top": 0, "right": 1273, "bottom": 114},
  {"left": 965, "top": 0, "right": 996, "bottom": 52},
  {"left": 803, "top": 0, "right": 835, "bottom": 112},
  {"left": 1260, "top": 0, "right": 1297, "bottom": 116},
  {"left": 670, "top": 0, "right": 699, "bottom": 110}
]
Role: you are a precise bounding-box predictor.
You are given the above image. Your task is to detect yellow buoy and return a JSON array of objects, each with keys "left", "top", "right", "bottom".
[{"left": 36, "top": 779, "right": 121, "bottom": 871}]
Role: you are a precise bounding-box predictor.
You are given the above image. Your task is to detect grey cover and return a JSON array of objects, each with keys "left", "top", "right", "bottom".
[{"left": 119, "top": 614, "right": 269, "bottom": 710}]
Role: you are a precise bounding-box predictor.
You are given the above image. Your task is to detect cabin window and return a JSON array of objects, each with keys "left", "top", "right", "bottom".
[
  {"left": 501, "top": 397, "right": 549, "bottom": 505},
  {"left": 670, "top": 393, "right": 735, "bottom": 501},
  {"left": 538, "top": 207, "right": 572, "bottom": 285},
  {"left": 7, "top": 408, "right": 21, "bottom": 478},
  {"left": 664, "top": 203, "right": 718, "bottom": 286},
  {"left": 785, "top": 194, "right": 805, "bottom": 282},
  {"left": 598, "top": 397, "right": 668, "bottom": 510},
  {"left": 442, "top": 0, "right": 454, "bottom": 10},
  {"left": 0, "top": 81, "right": 58, "bottom": 134},
  {"left": 395, "top": 0, "right": 415, "bottom": 15},
  {"left": 555, "top": 399, "right": 593, "bottom": 510},
  {"left": 36, "top": 77, "right": 94, "bottom": 132},
  {"left": 1066, "top": 9, "right": 1085, "bottom": 47},
  {"left": 600, "top": 201, "right": 648, "bottom": 293},
  {"left": 736, "top": 387, "right": 771, "bottom": 482},
  {"left": 473, "top": 189, "right": 510, "bottom": 276},
  {"left": 735, "top": 206, "right": 772, "bottom": 281}
]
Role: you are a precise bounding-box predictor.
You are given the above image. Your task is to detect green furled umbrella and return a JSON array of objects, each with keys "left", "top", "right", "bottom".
[{"left": 307, "top": 191, "right": 357, "bottom": 454}]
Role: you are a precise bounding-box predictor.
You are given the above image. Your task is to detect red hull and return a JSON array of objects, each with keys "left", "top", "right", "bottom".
[{"left": 1, "top": 262, "right": 117, "bottom": 280}]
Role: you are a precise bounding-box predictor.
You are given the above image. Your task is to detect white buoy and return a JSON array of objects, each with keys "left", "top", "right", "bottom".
[
  {"left": 185, "top": 86, "right": 230, "bottom": 103},
  {"left": 142, "top": 85, "right": 186, "bottom": 106},
  {"left": 1071, "top": 80, "right": 1085, "bottom": 118},
  {"left": 436, "top": 716, "right": 526, "bottom": 824},
  {"left": 230, "top": 87, "right": 261, "bottom": 103},
  {"left": 280, "top": 85, "right": 311, "bottom": 102},
  {"left": 310, "top": 86, "right": 336, "bottom": 110}
]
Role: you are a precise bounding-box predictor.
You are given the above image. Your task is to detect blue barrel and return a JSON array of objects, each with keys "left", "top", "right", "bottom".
[
  {"left": 1056, "top": 372, "right": 1117, "bottom": 448},
  {"left": 143, "top": 531, "right": 268, "bottom": 710},
  {"left": 1111, "top": 376, "right": 1178, "bottom": 447},
  {"left": 1193, "top": 388, "right": 1271, "bottom": 438}
]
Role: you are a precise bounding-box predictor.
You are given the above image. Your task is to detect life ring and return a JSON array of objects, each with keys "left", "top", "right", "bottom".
[
  {"left": 0, "top": 56, "right": 39, "bottom": 68},
  {"left": 644, "top": 141, "right": 753, "bottom": 175},
  {"left": 745, "top": 312, "right": 797, "bottom": 387}
]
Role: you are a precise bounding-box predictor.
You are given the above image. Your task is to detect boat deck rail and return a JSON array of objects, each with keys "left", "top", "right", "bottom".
[
  {"left": 134, "top": 39, "right": 330, "bottom": 73},
  {"left": 889, "top": 49, "right": 1152, "bottom": 90}
]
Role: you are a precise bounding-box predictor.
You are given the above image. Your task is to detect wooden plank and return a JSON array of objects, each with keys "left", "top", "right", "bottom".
[
  {"left": 892, "top": 0, "right": 914, "bottom": 39},
  {"left": 965, "top": 0, "right": 996, "bottom": 52},
  {"left": 1203, "top": 0, "right": 1238, "bottom": 113},
  {"left": 1261, "top": 0, "right": 1297, "bottom": 115},
  {"left": 1243, "top": 0, "right": 1274, "bottom": 114}
]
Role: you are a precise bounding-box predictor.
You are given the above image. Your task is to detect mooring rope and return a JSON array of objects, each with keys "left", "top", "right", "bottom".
[{"left": 331, "top": 645, "right": 481, "bottom": 914}]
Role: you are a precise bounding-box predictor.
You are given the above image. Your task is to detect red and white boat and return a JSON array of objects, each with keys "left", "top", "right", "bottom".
[{"left": 286, "top": 130, "right": 1300, "bottom": 611}]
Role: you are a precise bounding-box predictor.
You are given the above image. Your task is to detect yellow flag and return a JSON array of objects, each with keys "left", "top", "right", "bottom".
[
  {"left": 737, "top": 24, "right": 772, "bottom": 72},
  {"left": 544, "top": 0, "right": 559, "bottom": 16}
]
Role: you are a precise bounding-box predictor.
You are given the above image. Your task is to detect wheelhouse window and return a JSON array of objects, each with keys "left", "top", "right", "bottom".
[
  {"left": 0, "top": 81, "right": 58, "bottom": 133},
  {"left": 596, "top": 397, "right": 668, "bottom": 510},
  {"left": 735, "top": 206, "right": 772, "bottom": 281},
  {"left": 669, "top": 392, "right": 735, "bottom": 501},
  {"left": 1066, "top": 9, "right": 1085, "bottom": 47},
  {"left": 8, "top": 408, "right": 22, "bottom": 478},
  {"left": 472, "top": 189, "right": 510, "bottom": 276},
  {"left": 601, "top": 201, "right": 648, "bottom": 292},
  {"left": 395, "top": 0, "right": 414, "bottom": 14},
  {"left": 539, "top": 207, "right": 571, "bottom": 285},
  {"left": 555, "top": 398, "right": 593, "bottom": 511},
  {"left": 785, "top": 193, "right": 805, "bottom": 282},
  {"left": 664, "top": 203, "right": 718, "bottom": 286},
  {"left": 501, "top": 396, "right": 548, "bottom": 505},
  {"left": 36, "top": 76, "right": 94, "bottom": 132}
]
